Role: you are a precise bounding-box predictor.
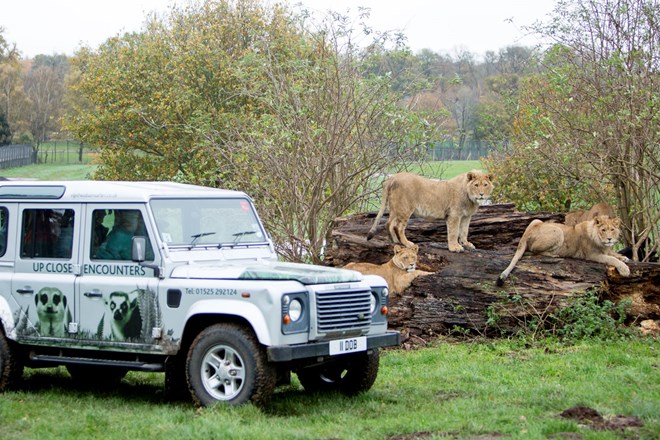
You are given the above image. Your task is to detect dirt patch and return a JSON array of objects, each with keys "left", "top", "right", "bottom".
[
  {"left": 387, "top": 432, "right": 437, "bottom": 439},
  {"left": 387, "top": 433, "right": 504, "bottom": 440},
  {"left": 559, "top": 405, "right": 644, "bottom": 431},
  {"left": 547, "top": 434, "right": 582, "bottom": 440}
]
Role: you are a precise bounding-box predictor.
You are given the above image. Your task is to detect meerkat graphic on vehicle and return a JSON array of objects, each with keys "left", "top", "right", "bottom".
[{"left": 0, "top": 181, "right": 398, "bottom": 407}]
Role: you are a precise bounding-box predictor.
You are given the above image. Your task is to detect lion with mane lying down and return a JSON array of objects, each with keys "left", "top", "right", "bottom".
[
  {"left": 344, "top": 244, "right": 433, "bottom": 295},
  {"left": 367, "top": 170, "right": 494, "bottom": 252},
  {"left": 497, "top": 215, "right": 630, "bottom": 286}
]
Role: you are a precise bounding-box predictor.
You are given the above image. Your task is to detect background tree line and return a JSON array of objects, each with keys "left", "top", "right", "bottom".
[{"left": 0, "top": 0, "right": 657, "bottom": 262}]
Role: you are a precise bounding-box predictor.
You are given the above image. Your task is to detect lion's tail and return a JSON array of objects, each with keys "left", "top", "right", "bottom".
[
  {"left": 497, "top": 219, "right": 542, "bottom": 286},
  {"left": 366, "top": 177, "right": 392, "bottom": 241}
]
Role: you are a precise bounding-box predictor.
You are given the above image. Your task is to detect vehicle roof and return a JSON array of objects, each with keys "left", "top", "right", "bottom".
[{"left": 0, "top": 180, "right": 248, "bottom": 203}]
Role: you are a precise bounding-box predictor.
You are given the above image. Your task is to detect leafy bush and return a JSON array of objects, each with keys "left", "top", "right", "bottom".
[
  {"left": 482, "top": 149, "right": 614, "bottom": 213},
  {"left": 549, "top": 291, "right": 633, "bottom": 342},
  {"left": 485, "top": 290, "right": 634, "bottom": 345}
]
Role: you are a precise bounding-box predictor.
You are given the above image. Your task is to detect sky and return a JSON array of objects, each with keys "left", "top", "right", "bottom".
[{"left": 1, "top": 0, "right": 557, "bottom": 59}]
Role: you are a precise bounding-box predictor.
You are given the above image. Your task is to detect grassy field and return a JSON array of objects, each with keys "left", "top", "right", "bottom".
[
  {"left": 1, "top": 163, "right": 96, "bottom": 180},
  {"left": 2, "top": 160, "right": 485, "bottom": 182},
  {"left": 1, "top": 338, "right": 657, "bottom": 440},
  {"left": 400, "top": 160, "right": 484, "bottom": 179}
]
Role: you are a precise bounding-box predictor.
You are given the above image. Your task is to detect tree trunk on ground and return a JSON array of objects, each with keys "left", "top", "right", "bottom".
[{"left": 325, "top": 204, "right": 660, "bottom": 345}]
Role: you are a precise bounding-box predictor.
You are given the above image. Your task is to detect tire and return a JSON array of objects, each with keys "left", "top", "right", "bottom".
[
  {"left": 0, "top": 329, "right": 24, "bottom": 392},
  {"left": 186, "top": 323, "right": 276, "bottom": 407},
  {"left": 66, "top": 364, "right": 128, "bottom": 385},
  {"left": 297, "top": 349, "right": 380, "bottom": 395}
]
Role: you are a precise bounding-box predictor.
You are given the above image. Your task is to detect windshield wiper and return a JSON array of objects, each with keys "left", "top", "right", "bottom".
[
  {"left": 190, "top": 231, "right": 216, "bottom": 246},
  {"left": 232, "top": 230, "right": 256, "bottom": 243}
]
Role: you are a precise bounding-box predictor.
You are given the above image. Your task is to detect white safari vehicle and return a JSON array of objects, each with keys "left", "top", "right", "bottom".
[{"left": 0, "top": 180, "right": 399, "bottom": 406}]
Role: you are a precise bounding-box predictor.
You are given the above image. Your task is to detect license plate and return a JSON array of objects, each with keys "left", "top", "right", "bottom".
[{"left": 329, "top": 336, "right": 366, "bottom": 356}]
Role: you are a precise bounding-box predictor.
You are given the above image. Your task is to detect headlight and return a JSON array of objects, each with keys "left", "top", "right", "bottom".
[
  {"left": 371, "top": 287, "right": 389, "bottom": 323},
  {"left": 281, "top": 293, "right": 309, "bottom": 334},
  {"left": 289, "top": 299, "right": 303, "bottom": 322}
]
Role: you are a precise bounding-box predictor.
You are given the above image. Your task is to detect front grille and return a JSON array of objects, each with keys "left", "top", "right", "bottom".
[{"left": 316, "top": 288, "right": 372, "bottom": 332}]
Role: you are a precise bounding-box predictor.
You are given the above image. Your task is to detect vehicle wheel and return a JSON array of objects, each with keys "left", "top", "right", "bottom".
[
  {"left": 297, "top": 349, "right": 380, "bottom": 395},
  {"left": 186, "top": 323, "right": 276, "bottom": 407},
  {"left": 0, "top": 329, "right": 24, "bottom": 391},
  {"left": 66, "top": 364, "right": 128, "bottom": 385}
]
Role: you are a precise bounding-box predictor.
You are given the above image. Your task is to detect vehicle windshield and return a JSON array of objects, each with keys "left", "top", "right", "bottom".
[{"left": 150, "top": 198, "right": 268, "bottom": 247}]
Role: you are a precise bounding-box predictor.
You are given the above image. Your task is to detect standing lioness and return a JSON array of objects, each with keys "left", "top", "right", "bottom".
[{"left": 367, "top": 171, "right": 494, "bottom": 252}]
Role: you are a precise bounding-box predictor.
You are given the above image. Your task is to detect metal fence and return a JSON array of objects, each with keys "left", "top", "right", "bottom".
[
  {"left": 0, "top": 144, "right": 34, "bottom": 169},
  {"left": 36, "top": 141, "right": 88, "bottom": 164},
  {"left": 429, "top": 145, "right": 491, "bottom": 161},
  {"left": 427, "top": 140, "right": 506, "bottom": 161},
  {"left": 0, "top": 140, "right": 499, "bottom": 170}
]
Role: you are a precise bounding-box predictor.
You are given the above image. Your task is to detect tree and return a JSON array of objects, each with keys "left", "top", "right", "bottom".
[
  {"left": 24, "top": 56, "right": 67, "bottom": 149},
  {"left": 474, "top": 46, "right": 538, "bottom": 145},
  {"left": 486, "top": 0, "right": 659, "bottom": 261},
  {"left": 65, "top": 0, "right": 435, "bottom": 263},
  {"left": 0, "top": 111, "right": 10, "bottom": 145},
  {"left": 0, "top": 28, "right": 27, "bottom": 142}
]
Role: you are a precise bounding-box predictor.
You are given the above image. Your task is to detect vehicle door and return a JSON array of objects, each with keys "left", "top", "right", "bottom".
[
  {"left": 0, "top": 203, "right": 18, "bottom": 331},
  {"left": 75, "top": 204, "right": 162, "bottom": 347},
  {"left": 11, "top": 204, "right": 81, "bottom": 342}
]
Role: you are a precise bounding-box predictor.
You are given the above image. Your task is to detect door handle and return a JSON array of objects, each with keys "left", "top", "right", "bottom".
[
  {"left": 84, "top": 291, "right": 103, "bottom": 298},
  {"left": 16, "top": 288, "right": 34, "bottom": 294}
]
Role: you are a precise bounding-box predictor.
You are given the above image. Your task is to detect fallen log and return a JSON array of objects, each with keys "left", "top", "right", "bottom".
[{"left": 326, "top": 204, "right": 660, "bottom": 343}]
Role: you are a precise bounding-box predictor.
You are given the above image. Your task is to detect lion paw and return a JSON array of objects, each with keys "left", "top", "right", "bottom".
[
  {"left": 610, "top": 265, "right": 631, "bottom": 277},
  {"left": 448, "top": 243, "right": 464, "bottom": 252}
]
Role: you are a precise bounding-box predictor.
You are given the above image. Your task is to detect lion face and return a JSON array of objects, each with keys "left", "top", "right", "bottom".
[
  {"left": 392, "top": 244, "right": 418, "bottom": 272},
  {"left": 593, "top": 215, "right": 621, "bottom": 247},
  {"left": 466, "top": 171, "right": 494, "bottom": 204}
]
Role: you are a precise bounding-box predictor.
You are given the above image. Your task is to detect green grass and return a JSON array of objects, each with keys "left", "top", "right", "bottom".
[
  {"left": 0, "top": 338, "right": 657, "bottom": 439},
  {"left": 1, "top": 163, "right": 96, "bottom": 180},
  {"left": 1, "top": 142, "right": 97, "bottom": 180},
  {"left": 0, "top": 160, "right": 483, "bottom": 183},
  {"left": 401, "top": 160, "right": 484, "bottom": 179}
]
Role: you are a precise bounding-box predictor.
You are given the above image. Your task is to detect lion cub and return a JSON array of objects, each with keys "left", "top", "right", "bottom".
[
  {"left": 497, "top": 215, "right": 630, "bottom": 286},
  {"left": 367, "top": 171, "right": 494, "bottom": 252},
  {"left": 344, "top": 244, "right": 433, "bottom": 295}
]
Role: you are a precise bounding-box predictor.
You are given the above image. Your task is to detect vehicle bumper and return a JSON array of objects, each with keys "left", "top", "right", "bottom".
[{"left": 266, "top": 331, "right": 400, "bottom": 362}]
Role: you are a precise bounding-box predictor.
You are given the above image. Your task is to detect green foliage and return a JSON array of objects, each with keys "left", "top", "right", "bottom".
[
  {"left": 487, "top": 289, "right": 634, "bottom": 344},
  {"left": 0, "top": 111, "right": 10, "bottom": 145},
  {"left": 549, "top": 291, "right": 633, "bottom": 343},
  {"left": 493, "top": 0, "right": 660, "bottom": 259},
  {"left": 482, "top": 141, "right": 613, "bottom": 212},
  {"left": 67, "top": 0, "right": 284, "bottom": 182},
  {"left": 65, "top": 0, "right": 435, "bottom": 263}
]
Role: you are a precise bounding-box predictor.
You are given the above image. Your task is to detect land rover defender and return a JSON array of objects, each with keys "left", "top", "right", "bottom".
[{"left": 0, "top": 181, "right": 399, "bottom": 406}]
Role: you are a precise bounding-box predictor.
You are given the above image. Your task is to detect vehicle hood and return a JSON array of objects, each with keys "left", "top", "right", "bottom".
[{"left": 170, "top": 260, "right": 361, "bottom": 285}]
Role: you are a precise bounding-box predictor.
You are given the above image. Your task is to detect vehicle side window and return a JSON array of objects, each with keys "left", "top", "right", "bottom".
[
  {"left": 93, "top": 209, "right": 154, "bottom": 261},
  {"left": 0, "top": 207, "right": 7, "bottom": 257},
  {"left": 20, "top": 209, "right": 74, "bottom": 259}
]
